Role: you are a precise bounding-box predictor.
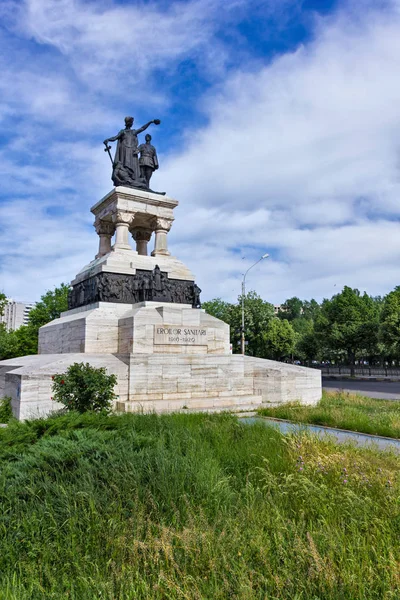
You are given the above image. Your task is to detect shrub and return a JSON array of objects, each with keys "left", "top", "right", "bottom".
[
  {"left": 52, "top": 362, "right": 117, "bottom": 413},
  {"left": 0, "top": 396, "right": 13, "bottom": 423}
]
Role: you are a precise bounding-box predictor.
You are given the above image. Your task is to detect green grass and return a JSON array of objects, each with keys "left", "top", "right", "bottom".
[
  {"left": 258, "top": 391, "right": 400, "bottom": 439},
  {"left": 0, "top": 411, "right": 400, "bottom": 599}
]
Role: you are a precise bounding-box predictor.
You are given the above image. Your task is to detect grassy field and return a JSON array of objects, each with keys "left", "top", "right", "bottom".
[
  {"left": 258, "top": 391, "right": 400, "bottom": 439},
  {"left": 0, "top": 411, "right": 399, "bottom": 599}
]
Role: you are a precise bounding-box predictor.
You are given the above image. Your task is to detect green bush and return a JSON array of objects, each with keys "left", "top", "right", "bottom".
[
  {"left": 0, "top": 395, "right": 13, "bottom": 423},
  {"left": 52, "top": 362, "right": 117, "bottom": 413}
]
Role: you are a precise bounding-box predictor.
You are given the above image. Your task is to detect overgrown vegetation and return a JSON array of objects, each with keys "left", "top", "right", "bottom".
[
  {"left": 259, "top": 391, "right": 400, "bottom": 439},
  {"left": 52, "top": 362, "right": 117, "bottom": 413},
  {"left": 0, "top": 411, "right": 399, "bottom": 598}
]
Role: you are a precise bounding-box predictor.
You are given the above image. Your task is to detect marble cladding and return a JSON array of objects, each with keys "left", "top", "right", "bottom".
[
  {"left": 39, "top": 302, "right": 230, "bottom": 356},
  {"left": 0, "top": 352, "right": 321, "bottom": 421}
]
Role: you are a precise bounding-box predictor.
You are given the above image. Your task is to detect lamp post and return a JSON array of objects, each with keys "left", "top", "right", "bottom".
[{"left": 241, "top": 253, "right": 269, "bottom": 355}]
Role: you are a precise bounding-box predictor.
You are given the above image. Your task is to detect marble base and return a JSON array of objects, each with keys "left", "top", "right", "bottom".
[
  {"left": 0, "top": 352, "right": 321, "bottom": 421},
  {"left": 38, "top": 302, "right": 230, "bottom": 355}
]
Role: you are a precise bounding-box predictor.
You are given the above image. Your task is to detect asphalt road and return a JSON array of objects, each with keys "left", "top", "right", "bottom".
[{"left": 323, "top": 378, "right": 400, "bottom": 400}]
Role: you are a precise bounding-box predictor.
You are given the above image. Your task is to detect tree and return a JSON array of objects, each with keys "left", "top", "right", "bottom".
[
  {"left": 0, "top": 327, "right": 19, "bottom": 360},
  {"left": 262, "top": 318, "right": 297, "bottom": 361},
  {"left": 203, "top": 291, "right": 274, "bottom": 356},
  {"left": 0, "top": 284, "right": 69, "bottom": 360},
  {"left": 0, "top": 292, "right": 6, "bottom": 318},
  {"left": 278, "top": 297, "right": 303, "bottom": 321},
  {"left": 302, "top": 299, "right": 320, "bottom": 321},
  {"left": 202, "top": 298, "right": 233, "bottom": 325},
  {"left": 28, "top": 283, "right": 69, "bottom": 330},
  {"left": 380, "top": 287, "right": 400, "bottom": 360},
  {"left": 315, "top": 286, "right": 380, "bottom": 375},
  {"left": 294, "top": 318, "right": 321, "bottom": 365},
  {"left": 231, "top": 291, "right": 275, "bottom": 356}
]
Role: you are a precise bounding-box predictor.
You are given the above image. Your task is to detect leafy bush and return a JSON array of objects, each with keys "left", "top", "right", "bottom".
[
  {"left": 52, "top": 362, "right": 117, "bottom": 413},
  {"left": 0, "top": 396, "right": 13, "bottom": 423}
]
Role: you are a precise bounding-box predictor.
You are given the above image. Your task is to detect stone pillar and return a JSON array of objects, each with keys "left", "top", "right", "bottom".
[
  {"left": 130, "top": 228, "right": 152, "bottom": 256},
  {"left": 112, "top": 211, "right": 135, "bottom": 251},
  {"left": 151, "top": 218, "right": 173, "bottom": 257},
  {"left": 94, "top": 220, "right": 115, "bottom": 259}
]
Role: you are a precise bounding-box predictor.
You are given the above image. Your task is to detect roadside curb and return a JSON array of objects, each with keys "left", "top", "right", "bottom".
[{"left": 251, "top": 416, "right": 400, "bottom": 444}]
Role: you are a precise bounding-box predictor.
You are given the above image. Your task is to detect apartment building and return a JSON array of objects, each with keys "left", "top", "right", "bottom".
[{"left": 0, "top": 299, "right": 36, "bottom": 331}]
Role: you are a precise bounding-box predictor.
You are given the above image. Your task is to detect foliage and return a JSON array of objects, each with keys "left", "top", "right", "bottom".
[
  {"left": 204, "top": 291, "right": 274, "bottom": 355},
  {"left": 262, "top": 318, "right": 297, "bottom": 361},
  {"left": 0, "top": 292, "right": 6, "bottom": 317},
  {"left": 202, "top": 298, "right": 233, "bottom": 325},
  {"left": 277, "top": 296, "right": 303, "bottom": 321},
  {"left": 315, "top": 286, "right": 381, "bottom": 371},
  {"left": 380, "top": 286, "right": 400, "bottom": 359},
  {"left": 0, "top": 411, "right": 399, "bottom": 598},
  {"left": 27, "top": 283, "right": 69, "bottom": 330},
  {"left": 0, "top": 324, "right": 39, "bottom": 361},
  {"left": 259, "top": 390, "right": 400, "bottom": 438},
  {"left": 293, "top": 318, "right": 321, "bottom": 364},
  {"left": 0, "top": 396, "right": 13, "bottom": 423},
  {"left": 52, "top": 362, "right": 117, "bottom": 413},
  {"left": 0, "top": 283, "right": 69, "bottom": 360},
  {"left": 0, "top": 325, "right": 19, "bottom": 360}
]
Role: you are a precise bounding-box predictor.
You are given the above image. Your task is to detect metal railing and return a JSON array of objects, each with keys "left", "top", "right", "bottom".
[{"left": 318, "top": 366, "right": 400, "bottom": 377}]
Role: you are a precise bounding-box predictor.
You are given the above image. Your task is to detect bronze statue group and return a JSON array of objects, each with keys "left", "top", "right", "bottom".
[{"left": 104, "top": 116, "right": 160, "bottom": 191}]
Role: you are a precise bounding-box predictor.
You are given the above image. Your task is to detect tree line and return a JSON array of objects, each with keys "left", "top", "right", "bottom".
[
  {"left": 1, "top": 284, "right": 400, "bottom": 372},
  {"left": 203, "top": 285, "right": 400, "bottom": 371},
  {"left": 0, "top": 285, "right": 69, "bottom": 360}
]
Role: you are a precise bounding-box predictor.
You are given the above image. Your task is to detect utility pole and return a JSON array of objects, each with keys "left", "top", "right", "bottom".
[{"left": 241, "top": 253, "right": 269, "bottom": 355}]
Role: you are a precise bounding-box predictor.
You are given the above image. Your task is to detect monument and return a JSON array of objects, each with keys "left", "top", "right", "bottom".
[{"left": 0, "top": 116, "right": 321, "bottom": 419}]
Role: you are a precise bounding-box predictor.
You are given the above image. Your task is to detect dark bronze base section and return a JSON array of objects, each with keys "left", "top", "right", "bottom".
[{"left": 68, "top": 267, "right": 201, "bottom": 310}]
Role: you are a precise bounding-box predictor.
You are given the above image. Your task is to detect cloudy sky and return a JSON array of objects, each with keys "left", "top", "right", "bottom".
[{"left": 1, "top": 0, "right": 400, "bottom": 305}]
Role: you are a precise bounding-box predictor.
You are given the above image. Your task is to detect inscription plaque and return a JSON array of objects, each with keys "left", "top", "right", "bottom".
[{"left": 154, "top": 325, "right": 208, "bottom": 345}]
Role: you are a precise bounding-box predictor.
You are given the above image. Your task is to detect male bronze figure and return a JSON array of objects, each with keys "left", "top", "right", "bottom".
[{"left": 137, "top": 134, "right": 159, "bottom": 188}]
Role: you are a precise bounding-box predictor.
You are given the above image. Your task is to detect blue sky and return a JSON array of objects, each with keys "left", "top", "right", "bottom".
[{"left": 1, "top": 0, "right": 400, "bottom": 304}]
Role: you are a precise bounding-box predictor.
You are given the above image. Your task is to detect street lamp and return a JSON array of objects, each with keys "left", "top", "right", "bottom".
[{"left": 241, "top": 253, "right": 269, "bottom": 355}]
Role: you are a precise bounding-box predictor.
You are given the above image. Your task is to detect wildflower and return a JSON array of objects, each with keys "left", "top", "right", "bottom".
[
  {"left": 61, "top": 380, "right": 65, "bottom": 385},
  {"left": 51, "top": 376, "right": 55, "bottom": 380},
  {"left": 238, "top": 551, "right": 242, "bottom": 556},
  {"left": 299, "top": 467, "right": 303, "bottom": 471},
  {"left": 343, "top": 479, "right": 348, "bottom": 484}
]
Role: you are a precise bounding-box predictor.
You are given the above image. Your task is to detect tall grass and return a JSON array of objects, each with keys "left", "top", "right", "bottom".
[
  {"left": 0, "top": 411, "right": 399, "bottom": 598},
  {"left": 259, "top": 390, "right": 400, "bottom": 439}
]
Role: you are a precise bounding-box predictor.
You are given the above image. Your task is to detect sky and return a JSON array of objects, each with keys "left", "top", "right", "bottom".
[{"left": 1, "top": 0, "right": 400, "bottom": 305}]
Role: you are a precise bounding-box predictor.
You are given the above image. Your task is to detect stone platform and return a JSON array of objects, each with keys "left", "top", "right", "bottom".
[{"left": 0, "top": 351, "right": 321, "bottom": 421}]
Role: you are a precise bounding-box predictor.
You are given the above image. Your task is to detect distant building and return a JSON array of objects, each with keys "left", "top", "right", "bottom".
[
  {"left": 274, "top": 304, "right": 286, "bottom": 315},
  {"left": 0, "top": 299, "right": 36, "bottom": 331}
]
